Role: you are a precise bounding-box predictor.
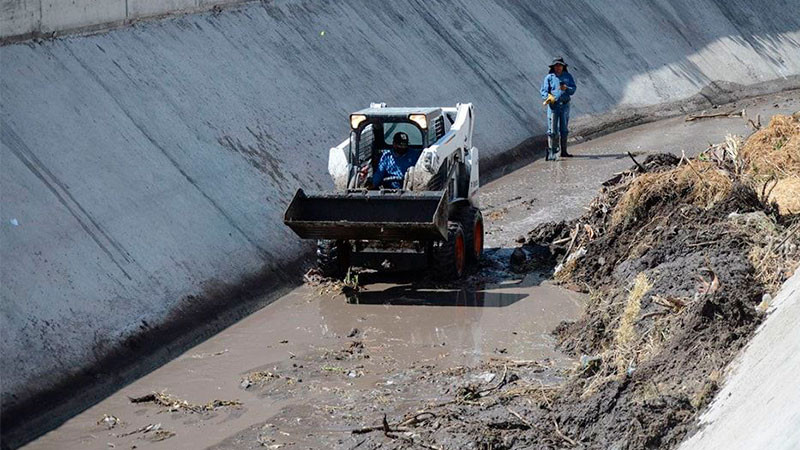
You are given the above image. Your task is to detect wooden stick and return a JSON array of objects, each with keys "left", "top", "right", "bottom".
[
  {"left": 776, "top": 223, "right": 800, "bottom": 249},
  {"left": 553, "top": 418, "right": 578, "bottom": 447},
  {"left": 627, "top": 151, "right": 646, "bottom": 172},
  {"left": 682, "top": 150, "right": 707, "bottom": 187},
  {"left": 560, "top": 223, "right": 581, "bottom": 266},
  {"left": 506, "top": 406, "right": 532, "bottom": 428},
  {"left": 640, "top": 310, "right": 670, "bottom": 321},
  {"left": 685, "top": 110, "right": 739, "bottom": 121},
  {"left": 478, "top": 364, "right": 509, "bottom": 396}
]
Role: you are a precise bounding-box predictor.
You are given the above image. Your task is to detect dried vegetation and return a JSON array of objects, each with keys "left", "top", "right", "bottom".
[{"left": 530, "top": 114, "right": 800, "bottom": 447}]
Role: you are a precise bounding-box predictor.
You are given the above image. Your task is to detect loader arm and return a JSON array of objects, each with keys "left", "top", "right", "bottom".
[
  {"left": 328, "top": 137, "right": 351, "bottom": 191},
  {"left": 411, "top": 103, "right": 478, "bottom": 200}
]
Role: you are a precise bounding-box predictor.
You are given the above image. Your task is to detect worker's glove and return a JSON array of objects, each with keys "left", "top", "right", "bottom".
[
  {"left": 543, "top": 93, "right": 556, "bottom": 106},
  {"left": 358, "top": 165, "right": 370, "bottom": 182}
]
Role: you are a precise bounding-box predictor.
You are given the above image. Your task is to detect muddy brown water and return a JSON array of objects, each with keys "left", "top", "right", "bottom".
[
  {"left": 26, "top": 275, "right": 583, "bottom": 450},
  {"left": 24, "top": 91, "right": 799, "bottom": 449}
]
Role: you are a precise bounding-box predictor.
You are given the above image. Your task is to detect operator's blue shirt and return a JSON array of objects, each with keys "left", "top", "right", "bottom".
[
  {"left": 373, "top": 149, "right": 422, "bottom": 189},
  {"left": 540, "top": 71, "right": 577, "bottom": 108}
]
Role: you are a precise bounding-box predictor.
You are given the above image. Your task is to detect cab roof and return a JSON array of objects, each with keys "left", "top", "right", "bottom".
[{"left": 352, "top": 107, "right": 441, "bottom": 119}]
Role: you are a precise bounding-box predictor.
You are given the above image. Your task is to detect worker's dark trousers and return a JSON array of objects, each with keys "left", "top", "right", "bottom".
[{"left": 546, "top": 103, "right": 570, "bottom": 160}]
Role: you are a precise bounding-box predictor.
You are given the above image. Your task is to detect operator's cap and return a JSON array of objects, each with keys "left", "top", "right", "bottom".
[
  {"left": 393, "top": 132, "right": 409, "bottom": 146},
  {"left": 549, "top": 57, "right": 567, "bottom": 68}
]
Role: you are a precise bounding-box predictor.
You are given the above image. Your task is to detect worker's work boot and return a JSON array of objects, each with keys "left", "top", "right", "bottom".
[
  {"left": 546, "top": 136, "right": 558, "bottom": 161},
  {"left": 560, "top": 137, "right": 572, "bottom": 157}
]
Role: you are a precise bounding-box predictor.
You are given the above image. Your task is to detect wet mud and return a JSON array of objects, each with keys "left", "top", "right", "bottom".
[
  {"left": 332, "top": 112, "right": 799, "bottom": 449},
  {"left": 22, "top": 92, "right": 800, "bottom": 450},
  {"left": 25, "top": 252, "right": 583, "bottom": 450}
]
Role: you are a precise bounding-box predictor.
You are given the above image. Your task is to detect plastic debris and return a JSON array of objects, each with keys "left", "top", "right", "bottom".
[{"left": 97, "top": 414, "right": 121, "bottom": 429}]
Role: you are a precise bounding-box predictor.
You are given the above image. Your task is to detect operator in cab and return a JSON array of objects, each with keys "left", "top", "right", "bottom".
[{"left": 371, "top": 132, "right": 422, "bottom": 189}]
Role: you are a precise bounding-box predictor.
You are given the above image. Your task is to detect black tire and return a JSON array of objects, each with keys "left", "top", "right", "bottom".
[
  {"left": 432, "top": 222, "right": 467, "bottom": 280},
  {"left": 455, "top": 206, "right": 484, "bottom": 264},
  {"left": 317, "top": 240, "right": 351, "bottom": 278}
]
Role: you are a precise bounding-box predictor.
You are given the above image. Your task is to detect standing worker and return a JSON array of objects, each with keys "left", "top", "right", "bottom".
[{"left": 541, "top": 57, "right": 577, "bottom": 160}]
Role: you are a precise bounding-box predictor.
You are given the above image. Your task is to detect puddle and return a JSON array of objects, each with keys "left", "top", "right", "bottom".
[{"left": 25, "top": 275, "right": 583, "bottom": 450}]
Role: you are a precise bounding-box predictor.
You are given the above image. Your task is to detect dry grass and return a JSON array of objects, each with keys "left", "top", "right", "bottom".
[
  {"left": 741, "top": 114, "right": 800, "bottom": 181},
  {"left": 767, "top": 176, "right": 800, "bottom": 215},
  {"left": 578, "top": 273, "right": 654, "bottom": 398},
  {"left": 613, "top": 273, "right": 652, "bottom": 375},
  {"left": 748, "top": 222, "right": 800, "bottom": 292},
  {"left": 567, "top": 115, "right": 800, "bottom": 410},
  {"left": 554, "top": 255, "right": 578, "bottom": 283},
  {"left": 740, "top": 114, "right": 800, "bottom": 215},
  {"left": 611, "top": 115, "right": 800, "bottom": 226},
  {"left": 611, "top": 162, "right": 733, "bottom": 227}
]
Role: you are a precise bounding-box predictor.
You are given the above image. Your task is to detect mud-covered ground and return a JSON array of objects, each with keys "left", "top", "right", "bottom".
[
  {"left": 307, "top": 112, "right": 800, "bottom": 450},
  {"left": 24, "top": 92, "right": 799, "bottom": 450}
]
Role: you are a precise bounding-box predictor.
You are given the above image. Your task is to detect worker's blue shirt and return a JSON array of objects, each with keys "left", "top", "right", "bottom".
[
  {"left": 540, "top": 71, "right": 577, "bottom": 108},
  {"left": 373, "top": 149, "right": 422, "bottom": 189}
]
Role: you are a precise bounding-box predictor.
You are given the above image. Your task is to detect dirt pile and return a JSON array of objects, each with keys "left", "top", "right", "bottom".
[
  {"left": 739, "top": 113, "right": 800, "bottom": 215},
  {"left": 343, "top": 116, "right": 799, "bottom": 450},
  {"left": 517, "top": 115, "right": 800, "bottom": 448}
]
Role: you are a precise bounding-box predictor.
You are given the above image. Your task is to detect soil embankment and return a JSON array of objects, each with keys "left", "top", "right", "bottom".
[
  {"left": 524, "top": 114, "right": 800, "bottom": 447},
  {"left": 339, "top": 113, "right": 800, "bottom": 449}
]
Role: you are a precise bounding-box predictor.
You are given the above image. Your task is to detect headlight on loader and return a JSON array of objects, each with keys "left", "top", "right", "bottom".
[
  {"left": 350, "top": 114, "right": 367, "bottom": 130},
  {"left": 409, "top": 114, "right": 428, "bottom": 130}
]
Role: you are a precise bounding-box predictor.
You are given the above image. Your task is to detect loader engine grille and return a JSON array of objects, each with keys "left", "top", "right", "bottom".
[{"left": 356, "top": 124, "right": 374, "bottom": 166}]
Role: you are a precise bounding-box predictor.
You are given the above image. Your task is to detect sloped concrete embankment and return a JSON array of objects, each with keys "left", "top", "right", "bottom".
[{"left": 1, "top": 0, "right": 799, "bottom": 444}]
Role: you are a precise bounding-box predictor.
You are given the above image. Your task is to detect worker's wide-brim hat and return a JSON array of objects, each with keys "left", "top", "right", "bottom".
[{"left": 548, "top": 57, "right": 568, "bottom": 68}]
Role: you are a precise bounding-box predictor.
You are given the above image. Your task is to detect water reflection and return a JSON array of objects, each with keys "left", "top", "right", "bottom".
[{"left": 347, "top": 285, "right": 527, "bottom": 307}]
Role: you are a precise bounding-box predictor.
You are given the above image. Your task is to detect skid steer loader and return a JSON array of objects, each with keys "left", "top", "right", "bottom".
[{"left": 284, "top": 103, "right": 483, "bottom": 279}]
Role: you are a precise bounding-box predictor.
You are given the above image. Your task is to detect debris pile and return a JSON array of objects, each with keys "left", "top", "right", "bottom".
[
  {"left": 115, "top": 422, "right": 175, "bottom": 442},
  {"left": 520, "top": 113, "right": 800, "bottom": 447},
  {"left": 345, "top": 114, "right": 800, "bottom": 449},
  {"left": 128, "top": 391, "right": 241, "bottom": 413}
]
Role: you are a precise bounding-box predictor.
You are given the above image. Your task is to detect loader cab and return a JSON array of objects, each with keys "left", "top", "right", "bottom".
[{"left": 348, "top": 107, "right": 448, "bottom": 187}]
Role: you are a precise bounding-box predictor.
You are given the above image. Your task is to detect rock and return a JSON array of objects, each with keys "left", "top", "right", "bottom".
[
  {"left": 579, "top": 354, "right": 603, "bottom": 376},
  {"left": 474, "top": 372, "right": 496, "bottom": 383},
  {"left": 347, "top": 327, "right": 359, "bottom": 338},
  {"left": 509, "top": 247, "right": 527, "bottom": 272},
  {"left": 757, "top": 293, "right": 772, "bottom": 313},
  {"left": 527, "top": 244, "right": 553, "bottom": 266},
  {"left": 515, "top": 235, "right": 526, "bottom": 244}
]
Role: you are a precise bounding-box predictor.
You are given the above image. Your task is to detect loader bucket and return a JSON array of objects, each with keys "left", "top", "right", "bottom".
[{"left": 284, "top": 189, "right": 448, "bottom": 240}]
